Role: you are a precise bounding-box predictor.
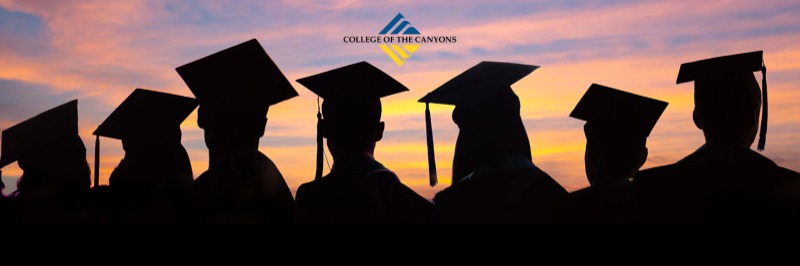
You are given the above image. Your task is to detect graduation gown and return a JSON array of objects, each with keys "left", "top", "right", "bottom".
[
  {"left": 434, "top": 152, "right": 568, "bottom": 223},
  {"left": 632, "top": 144, "right": 800, "bottom": 223},
  {"left": 94, "top": 146, "right": 194, "bottom": 224},
  {"left": 558, "top": 179, "right": 632, "bottom": 223},
  {"left": 192, "top": 150, "right": 294, "bottom": 223},
  {"left": 294, "top": 153, "right": 433, "bottom": 223},
  {"left": 6, "top": 189, "right": 93, "bottom": 224}
]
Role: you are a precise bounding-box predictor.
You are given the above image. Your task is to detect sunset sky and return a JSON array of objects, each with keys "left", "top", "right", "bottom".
[{"left": 1, "top": 0, "right": 799, "bottom": 199}]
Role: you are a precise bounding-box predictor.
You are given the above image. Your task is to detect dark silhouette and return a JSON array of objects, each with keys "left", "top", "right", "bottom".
[
  {"left": 420, "top": 61, "right": 568, "bottom": 223},
  {"left": 0, "top": 174, "right": 5, "bottom": 223},
  {"left": 176, "top": 39, "right": 297, "bottom": 223},
  {"left": 0, "top": 100, "right": 93, "bottom": 223},
  {"left": 92, "top": 89, "right": 197, "bottom": 223},
  {"left": 632, "top": 51, "right": 800, "bottom": 222},
  {"left": 559, "top": 84, "right": 667, "bottom": 223},
  {"left": 293, "top": 62, "right": 433, "bottom": 223}
]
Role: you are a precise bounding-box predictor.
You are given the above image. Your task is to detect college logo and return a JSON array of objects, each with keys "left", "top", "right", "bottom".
[
  {"left": 378, "top": 13, "right": 421, "bottom": 66},
  {"left": 343, "top": 13, "right": 458, "bottom": 66}
]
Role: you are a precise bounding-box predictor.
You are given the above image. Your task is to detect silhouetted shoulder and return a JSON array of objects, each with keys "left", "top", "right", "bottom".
[
  {"left": 631, "top": 162, "right": 702, "bottom": 223},
  {"left": 370, "top": 170, "right": 433, "bottom": 223},
  {"left": 437, "top": 164, "right": 566, "bottom": 200},
  {"left": 295, "top": 166, "right": 431, "bottom": 224},
  {"left": 215, "top": 151, "right": 288, "bottom": 190},
  {"left": 193, "top": 150, "right": 293, "bottom": 223},
  {"left": 775, "top": 166, "right": 800, "bottom": 179},
  {"left": 559, "top": 179, "right": 631, "bottom": 223},
  {"left": 295, "top": 180, "right": 320, "bottom": 198},
  {"left": 435, "top": 162, "right": 567, "bottom": 223},
  {"left": 631, "top": 164, "right": 677, "bottom": 188},
  {"left": 632, "top": 149, "right": 800, "bottom": 222},
  {"left": 772, "top": 166, "right": 800, "bottom": 202}
]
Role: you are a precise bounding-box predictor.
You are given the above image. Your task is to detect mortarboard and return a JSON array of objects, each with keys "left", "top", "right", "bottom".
[
  {"left": 0, "top": 100, "right": 79, "bottom": 180},
  {"left": 676, "top": 51, "right": 767, "bottom": 151},
  {"left": 176, "top": 39, "right": 298, "bottom": 132},
  {"left": 297, "top": 61, "right": 409, "bottom": 180},
  {"left": 91, "top": 89, "right": 197, "bottom": 187},
  {"left": 570, "top": 84, "right": 668, "bottom": 138},
  {"left": 418, "top": 61, "right": 539, "bottom": 186}
]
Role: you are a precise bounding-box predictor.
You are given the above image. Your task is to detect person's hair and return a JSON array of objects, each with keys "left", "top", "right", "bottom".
[
  {"left": 452, "top": 90, "right": 531, "bottom": 160},
  {"left": 451, "top": 90, "right": 532, "bottom": 181},
  {"left": 322, "top": 99, "right": 382, "bottom": 153}
]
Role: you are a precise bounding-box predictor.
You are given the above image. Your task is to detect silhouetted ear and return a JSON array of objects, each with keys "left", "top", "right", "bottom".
[
  {"left": 637, "top": 147, "right": 649, "bottom": 170},
  {"left": 375, "top": 121, "right": 385, "bottom": 142},
  {"left": 693, "top": 109, "right": 703, "bottom": 130},
  {"left": 196, "top": 107, "right": 208, "bottom": 129},
  {"left": 254, "top": 117, "right": 267, "bottom": 137}
]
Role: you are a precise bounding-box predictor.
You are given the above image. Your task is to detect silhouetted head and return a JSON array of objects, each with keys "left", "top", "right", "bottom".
[
  {"left": 93, "top": 88, "right": 198, "bottom": 189},
  {"left": 451, "top": 90, "right": 532, "bottom": 182},
  {"left": 0, "top": 100, "right": 89, "bottom": 200},
  {"left": 419, "top": 61, "right": 540, "bottom": 185},
  {"left": 322, "top": 99, "right": 385, "bottom": 157},
  {"left": 111, "top": 128, "right": 194, "bottom": 191},
  {"left": 583, "top": 123, "right": 647, "bottom": 185},
  {"left": 570, "top": 84, "right": 667, "bottom": 185},
  {"left": 16, "top": 135, "right": 90, "bottom": 200},
  {"left": 297, "top": 61, "right": 409, "bottom": 179},
  {"left": 693, "top": 74, "right": 761, "bottom": 147},
  {"left": 199, "top": 106, "right": 267, "bottom": 153},
  {"left": 176, "top": 39, "right": 298, "bottom": 160},
  {"left": 677, "top": 51, "right": 767, "bottom": 150}
]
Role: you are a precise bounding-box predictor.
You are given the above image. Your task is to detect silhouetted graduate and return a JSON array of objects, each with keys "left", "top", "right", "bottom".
[
  {"left": 559, "top": 84, "right": 667, "bottom": 223},
  {"left": 420, "top": 61, "right": 568, "bottom": 223},
  {"left": 92, "top": 89, "right": 197, "bottom": 223},
  {"left": 632, "top": 51, "right": 800, "bottom": 222},
  {"left": 177, "top": 39, "right": 298, "bottom": 223},
  {"left": 293, "top": 62, "right": 433, "bottom": 223},
  {"left": 0, "top": 100, "right": 92, "bottom": 223}
]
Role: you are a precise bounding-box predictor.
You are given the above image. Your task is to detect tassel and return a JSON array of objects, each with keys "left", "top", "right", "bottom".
[
  {"left": 315, "top": 97, "right": 324, "bottom": 180},
  {"left": 425, "top": 102, "right": 438, "bottom": 187},
  {"left": 94, "top": 135, "right": 100, "bottom": 187},
  {"left": 757, "top": 64, "right": 768, "bottom": 151}
]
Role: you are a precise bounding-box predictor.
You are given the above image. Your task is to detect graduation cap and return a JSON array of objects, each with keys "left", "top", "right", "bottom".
[
  {"left": 91, "top": 89, "right": 197, "bottom": 187},
  {"left": 570, "top": 84, "right": 668, "bottom": 139},
  {"left": 297, "top": 61, "right": 409, "bottom": 180},
  {"left": 176, "top": 39, "right": 298, "bottom": 133},
  {"left": 418, "top": 61, "right": 539, "bottom": 187},
  {"left": 0, "top": 100, "right": 79, "bottom": 179},
  {"left": 676, "top": 51, "right": 768, "bottom": 151}
]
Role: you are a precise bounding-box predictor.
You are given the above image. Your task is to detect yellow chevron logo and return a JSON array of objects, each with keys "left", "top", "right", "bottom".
[{"left": 378, "top": 44, "right": 420, "bottom": 66}]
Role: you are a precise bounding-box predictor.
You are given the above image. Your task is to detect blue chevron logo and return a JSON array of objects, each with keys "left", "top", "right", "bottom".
[
  {"left": 378, "top": 13, "right": 421, "bottom": 66},
  {"left": 379, "top": 13, "right": 421, "bottom": 35}
]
